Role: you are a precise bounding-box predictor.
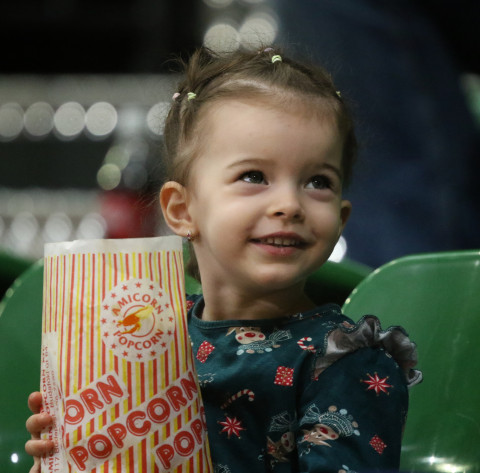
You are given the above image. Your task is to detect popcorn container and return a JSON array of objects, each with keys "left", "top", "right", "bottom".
[{"left": 40, "top": 236, "right": 212, "bottom": 473}]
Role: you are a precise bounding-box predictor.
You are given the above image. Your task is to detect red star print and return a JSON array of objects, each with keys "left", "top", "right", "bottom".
[
  {"left": 218, "top": 416, "right": 245, "bottom": 439},
  {"left": 136, "top": 282, "right": 142, "bottom": 288},
  {"left": 137, "top": 353, "right": 143, "bottom": 360},
  {"left": 111, "top": 293, "right": 117, "bottom": 298},
  {"left": 150, "top": 350, "right": 156, "bottom": 356},
  {"left": 122, "top": 285, "right": 128, "bottom": 291},
  {"left": 101, "top": 318, "right": 107, "bottom": 324},
  {"left": 123, "top": 351, "right": 128, "bottom": 357},
  {"left": 149, "top": 284, "right": 154, "bottom": 290},
  {"left": 103, "top": 304, "right": 109, "bottom": 310},
  {"left": 362, "top": 372, "right": 393, "bottom": 395}
]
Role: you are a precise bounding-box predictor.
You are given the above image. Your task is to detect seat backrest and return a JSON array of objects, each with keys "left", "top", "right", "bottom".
[
  {"left": 342, "top": 250, "right": 480, "bottom": 473},
  {"left": 0, "top": 260, "right": 43, "bottom": 471}
]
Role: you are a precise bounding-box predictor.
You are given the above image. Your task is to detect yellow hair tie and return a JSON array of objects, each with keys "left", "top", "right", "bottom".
[
  {"left": 271, "top": 55, "right": 282, "bottom": 63},
  {"left": 187, "top": 92, "right": 196, "bottom": 100},
  {"left": 336, "top": 90, "right": 342, "bottom": 98}
]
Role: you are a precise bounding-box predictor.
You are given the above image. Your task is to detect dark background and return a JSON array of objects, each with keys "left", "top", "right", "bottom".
[{"left": 1, "top": 0, "right": 479, "bottom": 269}]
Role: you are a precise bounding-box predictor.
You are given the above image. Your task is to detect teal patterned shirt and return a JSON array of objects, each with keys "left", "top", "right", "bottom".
[{"left": 187, "top": 295, "right": 421, "bottom": 473}]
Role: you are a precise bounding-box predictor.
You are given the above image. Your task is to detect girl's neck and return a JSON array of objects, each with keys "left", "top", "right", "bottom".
[{"left": 198, "top": 283, "right": 317, "bottom": 321}]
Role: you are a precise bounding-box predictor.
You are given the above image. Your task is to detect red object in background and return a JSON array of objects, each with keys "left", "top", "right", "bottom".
[{"left": 100, "top": 190, "right": 158, "bottom": 239}]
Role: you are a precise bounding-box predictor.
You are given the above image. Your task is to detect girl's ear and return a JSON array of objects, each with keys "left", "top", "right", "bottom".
[
  {"left": 338, "top": 199, "right": 352, "bottom": 236},
  {"left": 159, "top": 181, "right": 194, "bottom": 237}
]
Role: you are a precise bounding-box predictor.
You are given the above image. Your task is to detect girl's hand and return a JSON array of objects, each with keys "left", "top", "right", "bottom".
[{"left": 25, "top": 391, "right": 55, "bottom": 473}]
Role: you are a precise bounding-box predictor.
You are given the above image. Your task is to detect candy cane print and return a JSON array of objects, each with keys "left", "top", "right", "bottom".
[
  {"left": 221, "top": 389, "right": 255, "bottom": 409},
  {"left": 297, "top": 337, "right": 316, "bottom": 353}
]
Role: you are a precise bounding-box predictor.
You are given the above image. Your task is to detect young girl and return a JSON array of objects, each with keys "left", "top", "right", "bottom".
[{"left": 26, "top": 46, "right": 421, "bottom": 473}]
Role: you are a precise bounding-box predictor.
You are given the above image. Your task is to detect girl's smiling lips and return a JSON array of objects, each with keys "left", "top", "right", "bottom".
[{"left": 250, "top": 232, "right": 308, "bottom": 255}]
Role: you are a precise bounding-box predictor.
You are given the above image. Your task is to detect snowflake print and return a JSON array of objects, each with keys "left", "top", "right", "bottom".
[
  {"left": 218, "top": 415, "right": 246, "bottom": 439},
  {"left": 274, "top": 366, "right": 294, "bottom": 386},
  {"left": 370, "top": 435, "right": 387, "bottom": 454},
  {"left": 361, "top": 372, "right": 393, "bottom": 395},
  {"left": 197, "top": 341, "right": 215, "bottom": 363}
]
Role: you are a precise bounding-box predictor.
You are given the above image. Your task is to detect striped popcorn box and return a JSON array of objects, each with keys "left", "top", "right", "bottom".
[{"left": 40, "top": 236, "right": 212, "bottom": 473}]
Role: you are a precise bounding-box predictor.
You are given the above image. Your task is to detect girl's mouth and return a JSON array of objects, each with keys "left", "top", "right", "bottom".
[
  {"left": 253, "top": 237, "right": 302, "bottom": 246},
  {"left": 251, "top": 235, "right": 307, "bottom": 248}
]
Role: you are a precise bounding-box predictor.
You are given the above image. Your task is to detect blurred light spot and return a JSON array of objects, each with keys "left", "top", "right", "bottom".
[
  {"left": 241, "top": 0, "right": 266, "bottom": 4},
  {"left": 42, "top": 212, "right": 73, "bottom": 242},
  {"left": 123, "top": 163, "right": 148, "bottom": 190},
  {"left": 203, "top": 23, "right": 240, "bottom": 52},
  {"left": 117, "top": 106, "right": 146, "bottom": 138},
  {"left": 11, "top": 212, "right": 39, "bottom": 240},
  {"left": 146, "top": 102, "right": 170, "bottom": 136},
  {"left": 24, "top": 102, "right": 54, "bottom": 138},
  {"left": 10, "top": 453, "right": 19, "bottom": 463},
  {"left": 76, "top": 213, "right": 107, "bottom": 239},
  {"left": 7, "top": 212, "right": 39, "bottom": 255},
  {"left": 329, "top": 235, "right": 347, "bottom": 262},
  {"left": 0, "top": 103, "right": 24, "bottom": 141},
  {"left": 105, "top": 145, "right": 130, "bottom": 170},
  {"left": 85, "top": 102, "right": 118, "bottom": 138},
  {"left": 124, "top": 138, "right": 149, "bottom": 163},
  {"left": 436, "top": 464, "right": 467, "bottom": 473},
  {"left": 54, "top": 102, "right": 85, "bottom": 139},
  {"left": 239, "top": 11, "right": 278, "bottom": 48},
  {"left": 97, "top": 163, "right": 122, "bottom": 190},
  {"left": 203, "top": 0, "right": 233, "bottom": 8}
]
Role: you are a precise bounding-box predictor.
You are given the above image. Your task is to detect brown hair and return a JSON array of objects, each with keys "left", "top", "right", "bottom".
[{"left": 162, "top": 46, "right": 358, "bottom": 281}]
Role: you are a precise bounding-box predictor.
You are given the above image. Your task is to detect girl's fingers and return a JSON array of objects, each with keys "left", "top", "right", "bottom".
[
  {"left": 28, "top": 392, "right": 43, "bottom": 414},
  {"left": 25, "top": 438, "right": 55, "bottom": 457},
  {"left": 26, "top": 413, "right": 53, "bottom": 437}
]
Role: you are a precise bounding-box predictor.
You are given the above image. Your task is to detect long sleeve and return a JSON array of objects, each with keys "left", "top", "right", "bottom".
[{"left": 296, "top": 346, "right": 409, "bottom": 473}]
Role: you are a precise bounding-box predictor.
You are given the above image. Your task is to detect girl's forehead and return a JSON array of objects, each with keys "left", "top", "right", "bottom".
[{"left": 201, "top": 94, "right": 338, "bottom": 129}]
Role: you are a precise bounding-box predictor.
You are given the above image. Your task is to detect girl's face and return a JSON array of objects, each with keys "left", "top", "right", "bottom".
[{"left": 182, "top": 99, "right": 351, "bottom": 300}]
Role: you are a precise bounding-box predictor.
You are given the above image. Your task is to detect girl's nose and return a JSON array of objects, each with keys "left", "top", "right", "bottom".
[{"left": 268, "top": 187, "right": 305, "bottom": 221}]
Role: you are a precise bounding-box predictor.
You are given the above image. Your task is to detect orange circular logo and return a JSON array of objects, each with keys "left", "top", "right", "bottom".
[{"left": 101, "top": 279, "right": 175, "bottom": 362}]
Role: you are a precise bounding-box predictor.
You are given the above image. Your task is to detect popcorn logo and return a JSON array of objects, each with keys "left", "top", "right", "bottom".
[{"left": 101, "top": 278, "right": 175, "bottom": 362}]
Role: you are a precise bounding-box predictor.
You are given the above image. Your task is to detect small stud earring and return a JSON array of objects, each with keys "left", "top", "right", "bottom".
[{"left": 187, "top": 231, "right": 194, "bottom": 242}]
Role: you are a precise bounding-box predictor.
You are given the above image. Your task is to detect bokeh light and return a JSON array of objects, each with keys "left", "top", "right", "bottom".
[
  {"left": 203, "top": 23, "right": 240, "bottom": 52},
  {"left": 97, "top": 163, "right": 122, "bottom": 190},
  {"left": 85, "top": 101, "right": 118, "bottom": 138},
  {"left": 146, "top": 102, "right": 170, "bottom": 136},
  {"left": 239, "top": 11, "right": 278, "bottom": 48},
  {"left": 23, "top": 102, "right": 55, "bottom": 138},
  {"left": 0, "top": 103, "right": 24, "bottom": 141},
  {"left": 53, "top": 102, "right": 85, "bottom": 139}
]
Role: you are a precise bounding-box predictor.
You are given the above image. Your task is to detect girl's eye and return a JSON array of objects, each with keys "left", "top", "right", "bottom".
[
  {"left": 240, "top": 171, "right": 265, "bottom": 184},
  {"left": 306, "top": 175, "right": 332, "bottom": 190}
]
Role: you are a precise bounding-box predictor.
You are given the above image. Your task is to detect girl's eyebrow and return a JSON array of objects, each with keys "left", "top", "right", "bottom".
[
  {"left": 320, "top": 163, "right": 343, "bottom": 181},
  {"left": 226, "top": 157, "right": 268, "bottom": 170}
]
